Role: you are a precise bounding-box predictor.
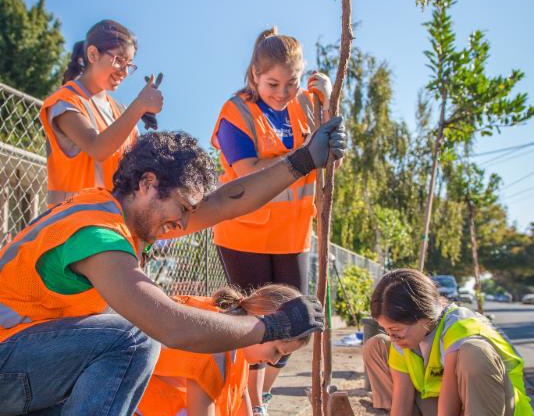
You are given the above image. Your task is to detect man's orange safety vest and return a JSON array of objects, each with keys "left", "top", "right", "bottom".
[
  {"left": 211, "top": 91, "right": 318, "bottom": 254},
  {"left": 0, "top": 188, "right": 136, "bottom": 343},
  {"left": 40, "top": 81, "right": 137, "bottom": 206},
  {"left": 136, "top": 296, "right": 249, "bottom": 416}
]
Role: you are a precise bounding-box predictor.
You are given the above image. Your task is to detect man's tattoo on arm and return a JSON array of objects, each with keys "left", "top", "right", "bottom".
[{"left": 228, "top": 185, "right": 245, "bottom": 200}]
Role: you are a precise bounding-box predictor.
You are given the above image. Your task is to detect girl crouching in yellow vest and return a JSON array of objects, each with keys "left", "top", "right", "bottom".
[
  {"left": 363, "top": 269, "right": 531, "bottom": 416},
  {"left": 136, "top": 284, "right": 311, "bottom": 416}
]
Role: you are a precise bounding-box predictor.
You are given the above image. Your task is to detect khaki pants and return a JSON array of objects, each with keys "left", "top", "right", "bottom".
[{"left": 362, "top": 334, "right": 515, "bottom": 416}]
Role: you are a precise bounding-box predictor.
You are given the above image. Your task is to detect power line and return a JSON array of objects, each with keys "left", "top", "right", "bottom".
[
  {"left": 505, "top": 190, "right": 534, "bottom": 205},
  {"left": 479, "top": 148, "right": 520, "bottom": 166},
  {"left": 482, "top": 147, "right": 534, "bottom": 168},
  {"left": 472, "top": 141, "right": 534, "bottom": 157},
  {"left": 504, "top": 185, "right": 534, "bottom": 200},
  {"left": 503, "top": 170, "right": 534, "bottom": 190}
]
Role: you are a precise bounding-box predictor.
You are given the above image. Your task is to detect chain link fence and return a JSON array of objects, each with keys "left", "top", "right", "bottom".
[
  {"left": 0, "top": 81, "right": 384, "bottom": 298},
  {"left": 308, "top": 236, "right": 384, "bottom": 301},
  {"left": 0, "top": 83, "right": 47, "bottom": 247},
  {"left": 144, "top": 230, "right": 228, "bottom": 296}
]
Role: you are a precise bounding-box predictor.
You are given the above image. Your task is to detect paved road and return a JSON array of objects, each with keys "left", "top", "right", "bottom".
[{"left": 482, "top": 301, "right": 534, "bottom": 387}]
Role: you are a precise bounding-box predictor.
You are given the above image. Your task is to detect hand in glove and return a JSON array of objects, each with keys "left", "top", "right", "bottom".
[
  {"left": 307, "top": 71, "right": 332, "bottom": 105},
  {"left": 141, "top": 113, "right": 158, "bottom": 130},
  {"left": 285, "top": 116, "right": 346, "bottom": 177},
  {"left": 259, "top": 295, "right": 325, "bottom": 342},
  {"left": 140, "top": 73, "right": 163, "bottom": 130}
]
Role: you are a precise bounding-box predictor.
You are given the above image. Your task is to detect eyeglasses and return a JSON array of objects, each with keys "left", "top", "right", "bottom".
[
  {"left": 383, "top": 326, "right": 411, "bottom": 342},
  {"left": 104, "top": 51, "right": 137, "bottom": 75},
  {"left": 387, "top": 331, "right": 407, "bottom": 342}
]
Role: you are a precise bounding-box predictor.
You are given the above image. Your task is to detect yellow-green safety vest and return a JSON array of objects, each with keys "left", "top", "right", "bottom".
[{"left": 388, "top": 305, "right": 532, "bottom": 415}]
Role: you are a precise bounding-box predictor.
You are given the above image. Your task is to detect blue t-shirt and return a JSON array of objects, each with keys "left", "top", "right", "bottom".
[{"left": 217, "top": 98, "right": 294, "bottom": 165}]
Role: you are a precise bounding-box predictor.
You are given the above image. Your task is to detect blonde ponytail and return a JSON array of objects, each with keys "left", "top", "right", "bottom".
[{"left": 213, "top": 284, "right": 301, "bottom": 316}]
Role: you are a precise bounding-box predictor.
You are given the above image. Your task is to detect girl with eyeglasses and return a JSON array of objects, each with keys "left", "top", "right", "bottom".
[
  {"left": 40, "top": 20, "right": 163, "bottom": 207},
  {"left": 363, "top": 268, "right": 531, "bottom": 416}
]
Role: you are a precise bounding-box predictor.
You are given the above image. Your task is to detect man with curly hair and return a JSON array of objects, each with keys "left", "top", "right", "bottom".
[{"left": 0, "top": 118, "right": 345, "bottom": 415}]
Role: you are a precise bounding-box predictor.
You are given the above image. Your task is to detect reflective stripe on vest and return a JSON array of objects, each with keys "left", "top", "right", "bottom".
[
  {"left": 296, "top": 93, "right": 316, "bottom": 130},
  {"left": 0, "top": 201, "right": 120, "bottom": 273},
  {"left": 0, "top": 200, "right": 121, "bottom": 328},
  {"left": 0, "top": 303, "right": 31, "bottom": 328},
  {"left": 229, "top": 95, "right": 258, "bottom": 149},
  {"left": 46, "top": 85, "right": 106, "bottom": 205},
  {"left": 271, "top": 189, "right": 293, "bottom": 203},
  {"left": 270, "top": 183, "right": 314, "bottom": 203},
  {"left": 61, "top": 85, "right": 106, "bottom": 188},
  {"left": 212, "top": 352, "right": 227, "bottom": 382},
  {"left": 297, "top": 183, "right": 315, "bottom": 199}
]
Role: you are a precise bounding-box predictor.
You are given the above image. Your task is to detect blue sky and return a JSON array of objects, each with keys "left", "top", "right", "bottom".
[{"left": 36, "top": 0, "right": 533, "bottom": 230}]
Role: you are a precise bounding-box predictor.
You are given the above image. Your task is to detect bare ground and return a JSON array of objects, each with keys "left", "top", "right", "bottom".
[{"left": 267, "top": 326, "right": 388, "bottom": 416}]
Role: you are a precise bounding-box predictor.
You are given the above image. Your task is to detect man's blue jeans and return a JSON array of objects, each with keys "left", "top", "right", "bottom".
[{"left": 0, "top": 313, "right": 161, "bottom": 415}]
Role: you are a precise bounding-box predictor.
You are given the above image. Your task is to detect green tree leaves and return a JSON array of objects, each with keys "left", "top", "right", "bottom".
[{"left": 0, "top": 0, "right": 67, "bottom": 98}]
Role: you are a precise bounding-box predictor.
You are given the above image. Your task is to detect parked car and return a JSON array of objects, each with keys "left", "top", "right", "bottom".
[
  {"left": 485, "top": 293, "right": 495, "bottom": 301},
  {"left": 458, "top": 289, "right": 474, "bottom": 304},
  {"left": 432, "top": 275, "right": 459, "bottom": 301},
  {"left": 522, "top": 294, "right": 534, "bottom": 304},
  {"left": 494, "top": 293, "right": 513, "bottom": 303}
]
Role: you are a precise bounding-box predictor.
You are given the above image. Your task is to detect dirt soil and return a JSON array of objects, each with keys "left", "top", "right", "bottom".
[{"left": 268, "top": 326, "right": 388, "bottom": 416}]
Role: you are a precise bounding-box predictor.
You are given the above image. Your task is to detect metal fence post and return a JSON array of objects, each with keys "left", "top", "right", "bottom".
[{"left": 204, "top": 229, "right": 209, "bottom": 296}]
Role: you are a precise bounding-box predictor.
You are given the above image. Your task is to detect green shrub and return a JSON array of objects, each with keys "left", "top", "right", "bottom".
[{"left": 334, "top": 265, "right": 374, "bottom": 329}]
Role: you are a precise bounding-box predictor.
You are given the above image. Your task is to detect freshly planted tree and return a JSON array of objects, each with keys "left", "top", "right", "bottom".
[{"left": 418, "top": 0, "right": 534, "bottom": 270}]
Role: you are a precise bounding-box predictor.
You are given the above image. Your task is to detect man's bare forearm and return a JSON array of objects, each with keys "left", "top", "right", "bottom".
[
  {"left": 212, "top": 158, "right": 298, "bottom": 221},
  {"left": 159, "top": 302, "right": 266, "bottom": 352},
  {"left": 78, "top": 253, "right": 267, "bottom": 353},
  {"left": 168, "top": 157, "right": 301, "bottom": 237}
]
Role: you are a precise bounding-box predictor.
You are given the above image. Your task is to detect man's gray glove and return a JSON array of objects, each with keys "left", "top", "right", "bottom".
[
  {"left": 259, "top": 295, "right": 325, "bottom": 343},
  {"left": 286, "top": 116, "right": 346, "bottom": 177}
]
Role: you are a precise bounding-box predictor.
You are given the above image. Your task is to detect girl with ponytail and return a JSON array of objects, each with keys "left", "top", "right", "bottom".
[
  {"left": 137, "top": 284, "right": 311, "bottom": 416},
  {"left": 40, "top": 20, "right": 164, "bottom": 206},
  {"left": 210, "top": 27, "right": 333, "bottom": 415}
]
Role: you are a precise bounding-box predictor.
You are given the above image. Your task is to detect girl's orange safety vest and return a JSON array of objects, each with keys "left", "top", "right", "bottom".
[
  {"left": 137, "top": 296, "right": 249, "bottom": 416},
  {"left": 211, "top": 90, "right": 318, "bottom": 254},
  {"left": 40, "top": 81, "right": 137, "bottom": 206},
  {"left": 0, "top": 188, "right": 136, "bottom": 343}
]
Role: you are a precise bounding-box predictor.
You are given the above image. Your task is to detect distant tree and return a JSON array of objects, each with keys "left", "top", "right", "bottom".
[
  {"left": 417, "top": 0, "right": 534, "bottom": 271},
  {"left": 484, "top": 224, "right": 534, "bottom": 299},
  {"left": 315, "top": 44, "right": 428, "bottom": 268},
  {"left": 446, "top": 160, "right": 501, "bottom": 312},
  {"left": 0, "top": 0, "right": 66, "bottom": 98}
]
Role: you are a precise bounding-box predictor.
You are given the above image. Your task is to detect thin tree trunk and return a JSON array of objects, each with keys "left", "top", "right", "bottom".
[
  {"left": 418, "top": 89, "right": 447, "bottom": 271},
  {"left": 468, "top": 202, "right": 484, "bottom": 314},
  {"left": 322, "top": 283, "right": 332, "bottom": 416},
  {"left": 313, "top": 0, "right": 353, "bottom": 414},
  {"left": 311, "top": 95, "right": 324, "bottom": 416}
]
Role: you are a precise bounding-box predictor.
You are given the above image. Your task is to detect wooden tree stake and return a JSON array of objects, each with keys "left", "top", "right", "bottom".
[{"left": 312, "top": 0, "right": 353, "bottom": 415}]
